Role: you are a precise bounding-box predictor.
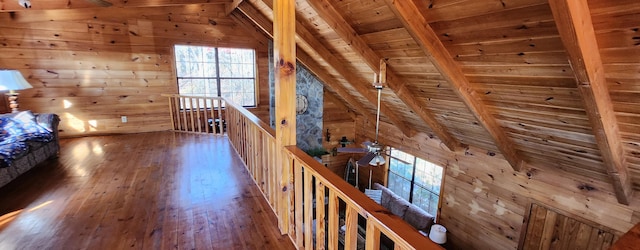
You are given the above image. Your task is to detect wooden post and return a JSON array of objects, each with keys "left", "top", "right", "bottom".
[{"left": 273, "top": 0, "right": 296, "bottom": 234}]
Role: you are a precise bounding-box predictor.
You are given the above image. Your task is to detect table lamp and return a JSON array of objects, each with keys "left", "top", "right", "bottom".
[
  {"left": 429, "top": 224, "right": 447, "bottom": 244},
  {"left": 0, "top": 70, "right": 32, "bottom": 113}
]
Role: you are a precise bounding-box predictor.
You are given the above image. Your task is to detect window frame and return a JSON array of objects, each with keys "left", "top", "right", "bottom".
[
  {"left": 386, "top": 147, "right": 445, "bottom": 217},
  {"left": 173, "top": 44, "right": 258, "bottom": 108}
]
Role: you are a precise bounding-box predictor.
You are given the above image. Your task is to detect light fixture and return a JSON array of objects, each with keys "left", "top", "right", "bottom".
[
  {"left": 364, "top": 154, "right": 386, "bottom": 189},
  {"left": 369, "top": 154, "right": 386, "bottom": 166},
  {"left": 0, "top": 70, "right": 33, "bottom": 113}
]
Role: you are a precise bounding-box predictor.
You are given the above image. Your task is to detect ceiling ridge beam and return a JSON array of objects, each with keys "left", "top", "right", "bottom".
[
  {"left": 233, "top": 2, "right": 378, "bottom": 124},
  {"left": 243, "top": 0, "right": 416, "bottom": 137},
  {"left": 304, "top": 0, "right": 461, "bottom": 151},
  {"left": 384, "top": 0, "right": 525, "bottom": 171},
  {"left": 548, "top": 0, "right": 632, "bottom": 205}
]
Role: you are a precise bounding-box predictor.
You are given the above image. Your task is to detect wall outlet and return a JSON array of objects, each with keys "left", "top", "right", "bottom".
[{"left": 121, "top": 116, "right": 127, "bottom": 123}]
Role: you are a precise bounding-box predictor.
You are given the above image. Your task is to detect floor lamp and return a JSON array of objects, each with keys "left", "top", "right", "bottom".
[{"left": 0, "top": 70, "right": 33, "bottom": 113}]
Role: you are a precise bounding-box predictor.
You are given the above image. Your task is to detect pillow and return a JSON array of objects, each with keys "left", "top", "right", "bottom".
[
  {"left": 388, "top": 196, "right": 410, "bottom": 217},
  {"left": 403, "top": 204, "right": 435, "bottom": 231},
  {"left": 365, "top": 189, "right": 382, "bottom": 204}
]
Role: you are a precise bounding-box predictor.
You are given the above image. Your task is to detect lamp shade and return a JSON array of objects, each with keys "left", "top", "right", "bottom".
[
  {"left": 0, "top": 70, "right": 32, "bottom": 91},
  {"left": 429, "top": 224, "right": 447, "bottom": 244},
  {"left": 369, "top": 154, "right": 386, "bottom": 166}
]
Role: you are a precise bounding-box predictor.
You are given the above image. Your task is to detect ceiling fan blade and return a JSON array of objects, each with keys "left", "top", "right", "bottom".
[
  {"left": 337, "top": 147, "right": 368, "bottom": 153},
  {"left": 361, "top": 140, "right": 373, "bottom": 147},
  {"left": 357, "top": 152, "right": 376, "bottom": 167}
]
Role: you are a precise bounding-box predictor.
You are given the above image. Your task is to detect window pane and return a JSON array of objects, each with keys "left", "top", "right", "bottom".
[
  {"left": 219, "top": 48, "right": 254, "bottom": 77},
  {"left": 221, "top": 79, "right": 255, "bottom": 106},
  {"left": 203, "top": 63, "right": 217, "bottom": 77},
  {"left": 412, "top": 185, "right": 430, "bottom": 212},
  {"left": 390, "top": 158, "right": 413, "bottom": 180},
  {"left": 203, "top": 47, "right": 216, "bottom": 62},
  {"left": 387, "top": 147, "right": 444, "bottom": 217},
  {"left": 388, "top": 173, "right": 411, "bottom": 201},
  {"left": 428, "top": 192, "right": 439, "bottom": 216}
]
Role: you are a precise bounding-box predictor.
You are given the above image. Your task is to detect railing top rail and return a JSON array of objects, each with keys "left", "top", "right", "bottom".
[
  {"left": 225, "top": 99, "right": 275, "bottom": 138},
  {"left": 285, "top": 145, "right": 443, "bottom": 250},
  {"left": 161, "top": 94, "right": 225, "bottom": 99}
]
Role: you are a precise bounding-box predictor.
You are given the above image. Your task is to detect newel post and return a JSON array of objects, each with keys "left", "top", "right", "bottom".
[{"left": 273, "top": 0, "right": 296, "bottom": 234}]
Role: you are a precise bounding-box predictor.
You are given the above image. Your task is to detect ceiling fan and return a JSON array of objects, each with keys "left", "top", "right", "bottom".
[{"left": 338, "top": 59, "right": 389, "bottom": 188}]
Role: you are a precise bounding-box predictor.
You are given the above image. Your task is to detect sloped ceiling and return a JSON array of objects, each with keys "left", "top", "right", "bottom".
[
  {"left": 1, "top": 0, "right": 638, "bottom": 205},
  {"left": 231, "top": 0, "right": 639, "bottom": 205}
]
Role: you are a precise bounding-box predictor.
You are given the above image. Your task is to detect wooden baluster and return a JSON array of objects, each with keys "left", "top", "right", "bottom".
[
  {"left": 365, "top": 220, "right": 381, "bottom": 250},
  {"left": 315, "top": 181, "right": 326, "bottom": 250},
  {"left": 328, "top": 190, "right": 339, "bottom": 250},
  {"left": 294, "top": 160, "right": 304, "bottom": 247},
  {"left": 167, "top": 96, "right": 176, "bottom": 130},
  {"left": 344, "top": 206, "right": 358, "bottom": 250},
  {"left": 189, "top": 98, "right": 196, "bottom": 132},
  {"left": 203, "top": 98, "right": 210, "bottom": 133},
  {"left": 217, "top": 98, "right": 224, "bottom": 135},
  {"left": 195, "top": 97, "right": 202, "bottom": 133},
  {"left": 304, "top": 170, "right": 313, "bottom": 250},
  {"left": 180, "top": 97, "right": 187, "bottom": 132}
]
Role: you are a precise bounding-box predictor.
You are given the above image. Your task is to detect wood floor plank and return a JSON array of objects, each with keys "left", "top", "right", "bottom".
[{"left": 0, "top": 131, "right": 295, "bottom": 250}]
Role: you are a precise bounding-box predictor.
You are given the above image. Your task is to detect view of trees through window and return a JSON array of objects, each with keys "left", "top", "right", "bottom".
[
  {"left": 387, "top": 148, "right": 443, "bottom": 216},
  {"left": 174, "top": 45, "right": 256, "bottom": 108}
]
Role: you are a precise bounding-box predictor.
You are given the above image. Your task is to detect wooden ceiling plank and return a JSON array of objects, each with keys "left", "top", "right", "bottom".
[
  {"left": 234, "top": 2, "right": 377, "bottom": 124},
  {"left": 246, "top": 0, "right": 416, "bottom": 137},
  {"left": 225, "top": 0, "right": 244, "bottom": 15},
  {"left": 548, "top": 0, "right": 633, "bottom": 205},
  {"left": 0, "top": 0, "right": 232, "bottom": 11},
  {"left": 304, "top": 0, "right": 461, "bottom": 151},
  {"left": 384, "top": 0, "right": 525, "bottom": 171}
]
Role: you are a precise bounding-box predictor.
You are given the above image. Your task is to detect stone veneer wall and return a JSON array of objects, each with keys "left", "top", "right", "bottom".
[{"left": 268, "top": 42, "right": 324, "bottom": 152}]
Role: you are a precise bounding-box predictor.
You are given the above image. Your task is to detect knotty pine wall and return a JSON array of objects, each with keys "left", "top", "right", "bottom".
[
  {"left": 321, "top": 90, "right": 356, "bottom": 176},
  {"left": 355, "top": 116, "right": 640, "bottom": 250},
  {"left": 0, "top": 4, "right": 270, "bottom": 137}
]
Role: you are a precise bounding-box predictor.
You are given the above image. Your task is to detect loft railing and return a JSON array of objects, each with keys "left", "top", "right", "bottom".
[
  {"left": 197, "top": 98, "right": 441, "bottom": 249},
  {"left": 162, "top": 94, "right": 225, "bottom": 134}
]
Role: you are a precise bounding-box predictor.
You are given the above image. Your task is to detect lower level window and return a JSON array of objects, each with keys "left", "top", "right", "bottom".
[
  {"left": 387, "top": 148, "right": 443, "bottom": 216},
  {"left": 174, "top": 45, "right": 256, "bottom": 108}
]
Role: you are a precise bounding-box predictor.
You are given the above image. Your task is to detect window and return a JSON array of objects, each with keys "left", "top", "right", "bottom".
[
  {"left": 174, "top": 45, "right": 256, "bottom": 107},
  {"left": 387, "top": 148, "right": 443, "bottom": 216}
]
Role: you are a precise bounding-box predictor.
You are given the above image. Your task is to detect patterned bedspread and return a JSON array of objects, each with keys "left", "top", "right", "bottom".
[{"left": 0, "top": 111, "right": 55, "bottom": 167}]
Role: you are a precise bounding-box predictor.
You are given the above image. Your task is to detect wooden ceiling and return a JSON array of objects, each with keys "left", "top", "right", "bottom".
[{"left": 2, "top": 0, "right": 639, "bottom": 205}]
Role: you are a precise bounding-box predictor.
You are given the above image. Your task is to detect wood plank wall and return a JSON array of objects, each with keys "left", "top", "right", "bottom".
[
  {"left": 0, "top": 4, "right": 270, "bottom": 137},
  {"left": 321, "top": 90, "right": 356, "bottom": 176},
  {"left": 355, "top": 116, "right": 640, "bottom": 250},
  {"left": 522, "top": 203, "right": 619, "bottom": 250}
]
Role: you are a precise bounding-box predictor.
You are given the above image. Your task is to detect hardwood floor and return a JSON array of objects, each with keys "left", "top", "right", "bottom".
[{"left": 0, "top": 131, "right": 295, "bottom": 250}]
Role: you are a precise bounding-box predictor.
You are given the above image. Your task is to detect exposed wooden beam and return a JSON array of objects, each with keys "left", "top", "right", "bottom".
[
  {"left": 548, "top": 0, "right": 632, "bottom": 205},
  {"left": 304, "top": 0, "right": 461, "bottom": 151},
  {"left": 225, "top": 0, "right": 244, "bottom": 15},
  {"left": 243, "top": 0, "right": 415, "bottom": 137},
  {"left": 0, "top": 0, "right": 230, "bottom": 11},
  {"left": 384, "top": 0, "right": 525, "bottom": 171},
  {"left": 228, "top": 9, "right": 270, "bottom": 45},
  {"left": 233, "top": 3, "right": 376, "bottom": 123}
]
